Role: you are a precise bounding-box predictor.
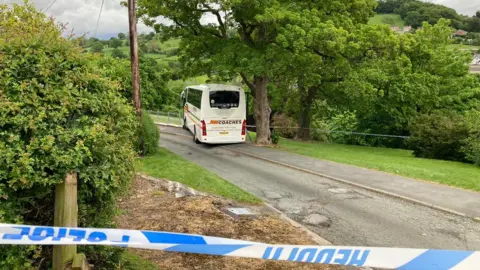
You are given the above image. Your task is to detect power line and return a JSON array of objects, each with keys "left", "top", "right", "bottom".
[
  {"left": 94, "top": 0, "right": 105, "bottom": 38},
  {"left": 43, "top": 0, "right": 58, "bottom": 13}
]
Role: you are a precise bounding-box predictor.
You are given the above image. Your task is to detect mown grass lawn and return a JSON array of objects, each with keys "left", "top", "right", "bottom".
[
  {"left": 136, "top": 147, "right": 261, "bottom": 203},
  {"left": 247, "top": 131, "right": 480, "bottom": 191}
]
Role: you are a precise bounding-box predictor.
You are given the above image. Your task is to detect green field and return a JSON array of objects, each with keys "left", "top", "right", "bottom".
[
  {"left": 103, "top": 46, "right": 129, "bottom": 54},
  {"left": 101, "top": 38, "right": 181, "bottom": 66},
  {"left": 167, "top": 75, "right": 210, "bottom": 90},
  {"left": 136, "top": 147, "right": 261, "bottom": 203},
  {"left": 102, "top": 46, "right": 178, "bottom": 66},
  {"left": 369, "top": 14, "right": 405, "bottom": 28},
  {"left": 160, "top": 38, "right": 180, "bottom": 50},
  {"left": 247, "top": 132, "right": 480, "bottom": 191},
  {"left": 448, "top": 44, "right": 480, "bottom": 51}
]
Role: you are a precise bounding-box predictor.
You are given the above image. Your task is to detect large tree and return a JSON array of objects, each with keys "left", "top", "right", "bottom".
[
  {"left": 338, "top": 19, "right": 478, "bottom": 144},
  {"left": 109, "top": 37, "right": 123, "bottom": 48},
  {"left": 91, "top": 41, "right": 104, "bottom": 53},
  {"left": 137, "top": 0, "right": 377, "bottom": 144},
  {"left": 270, "top": 1, "right": 382, "bottom": 140}
]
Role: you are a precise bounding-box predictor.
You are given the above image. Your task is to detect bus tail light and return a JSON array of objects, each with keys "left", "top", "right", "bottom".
[
  {"left": 201, "top": 120, "right": 207, "bottom": 136},
  {"left": 242, "top": 120, "right": 246, "bottom": 136}
]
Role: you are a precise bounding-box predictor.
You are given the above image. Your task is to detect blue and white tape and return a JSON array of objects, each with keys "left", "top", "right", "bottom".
[{"left": 0, "top": 224, "right": 478, "bottom": 270}]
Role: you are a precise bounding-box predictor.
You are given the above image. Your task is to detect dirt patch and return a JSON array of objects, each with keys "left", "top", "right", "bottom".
[{"left": 116, "top": 177, "right": 342, "bottom": 270}]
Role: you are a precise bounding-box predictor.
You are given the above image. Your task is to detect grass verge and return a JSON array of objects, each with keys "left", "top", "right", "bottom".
[
  {"left": 135, "top": 147, "right": 261, "bottom": 203},
  {"left": 150, "top": 114, "right": 182, "bottom": 125},
  {"left": 247, "top": 131, "right": 480, "bottom": 191}
]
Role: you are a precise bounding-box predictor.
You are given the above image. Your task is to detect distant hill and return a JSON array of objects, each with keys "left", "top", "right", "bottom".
[
  {"left": 368, "top": 14, "right": 405, "bottom": 28},
  {"left": 374, "top": 0, "right": 480, "bottom": 32},
  {"left": 100, "top": 38, "right": 181, "bottom": 67}
]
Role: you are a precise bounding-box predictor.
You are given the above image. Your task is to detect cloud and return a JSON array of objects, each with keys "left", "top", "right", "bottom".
[
  {"left": 3, "top": 0, "right": 153, "bottom": 39},
  {"left": 423, "top": 0, "right": 479, "bottom": 16},
  {"left": 3, "top": 0, "right": 479, "bottom": 39}
]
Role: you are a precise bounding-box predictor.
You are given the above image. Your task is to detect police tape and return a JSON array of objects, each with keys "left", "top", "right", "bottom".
[{"left": 1, "top": 224, "right": 478, "bottom": 270}]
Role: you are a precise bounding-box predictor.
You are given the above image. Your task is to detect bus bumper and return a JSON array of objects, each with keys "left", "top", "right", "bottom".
[{"left": 201, "top": 136, "right": 246, "bottom": 144}]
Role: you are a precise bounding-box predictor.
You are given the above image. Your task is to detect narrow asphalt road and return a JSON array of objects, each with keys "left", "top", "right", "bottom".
[
  {"left": 471, "top": 65, "right": 480, "bottom": 73},
  {"left": 159, "top": 130, "right": 480, "bottom": 251}
]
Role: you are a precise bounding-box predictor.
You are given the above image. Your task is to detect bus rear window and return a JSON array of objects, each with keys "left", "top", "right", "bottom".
[{"left": 209, "top": 91, "right": 240, "bottom": 108}]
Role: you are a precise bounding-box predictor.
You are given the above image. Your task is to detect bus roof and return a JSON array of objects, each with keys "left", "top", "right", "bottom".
[{"left": 187, "top": 84, "right": 243, "bottom": 92}]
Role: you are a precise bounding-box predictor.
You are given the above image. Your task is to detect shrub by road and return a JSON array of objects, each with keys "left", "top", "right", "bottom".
[{"left": 0, "top": 4, "right": 138, "bottom": 268}]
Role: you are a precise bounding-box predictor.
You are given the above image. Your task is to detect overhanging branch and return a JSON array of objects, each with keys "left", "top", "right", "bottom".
[{"left": 240, "top": 72, "right": 256, "bottom": 96}]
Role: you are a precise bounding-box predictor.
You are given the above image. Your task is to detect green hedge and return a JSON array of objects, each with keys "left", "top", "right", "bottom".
[
  {"left": 0, "top": 3, "right": 136, "bottom": 268},
  {"left": 407, "top": 112, "right": 469, "bottom": 162},
  {"left": 136, "top": 111, "right": 160, "bottom": 156},
  {"left": 463, "top": 110, "right": 480, "bottom": 165}
]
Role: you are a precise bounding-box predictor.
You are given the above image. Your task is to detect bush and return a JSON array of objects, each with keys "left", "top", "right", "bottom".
[
  {"left": 163, "top": 104, "right": 181, "bottom": 113},
  {"left": 136, "top": 111, "right": 160, "bottom": 156},
  {"left": 167, "top": 48, "right": 179, "bottom": 56},
  {"left": 271, "top": 132, "right": 280, "bottom": 145},
  {"left": 0, "top": 3, "right": 136, "bottom": 267},
  {"left": 272, "top": 113, "right": 297, "bottom": 139},
  {"left": 462, "top": 110, "right": 480, "bottom": 165},
  {"left": 96, "top": 56, "right": 173, "bottom": 112},
  {"left": 311, "top": 118, "right": 330, "bottom": 142},
  {"left": 91, "top": 41, "right": 104, "bottom": 53},
  {"left": 328, "top": 111, "right": 367, "bottom": 145},
  {"left": 407, "top": 112, "right": 469, "bottom": 162},
  {"left": 111, "top": 48, "right": 127, "bottom": 59}
]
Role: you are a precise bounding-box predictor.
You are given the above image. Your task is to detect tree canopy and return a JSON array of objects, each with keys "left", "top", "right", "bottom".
[
  {"left": 96, "top": 55, "right": 173, "bottom": 112},
  {"left": 91, "top": 41, "right": 104, "bottom": 53},
  {"left": 109, "top": 37, "right": 123, "bottom": 48}
]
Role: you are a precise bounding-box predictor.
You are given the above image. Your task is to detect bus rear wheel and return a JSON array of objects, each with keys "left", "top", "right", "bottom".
[
  {"left": 193, "top": 127, "right": 201, "bottom": 144},
  {"left": 183, "top": 117, "right": 187, "bottom": 130}
]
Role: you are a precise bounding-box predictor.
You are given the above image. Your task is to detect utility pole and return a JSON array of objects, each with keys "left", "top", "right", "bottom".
[{"left": 128, "top": 0, "right": 142, "bottom": 120}]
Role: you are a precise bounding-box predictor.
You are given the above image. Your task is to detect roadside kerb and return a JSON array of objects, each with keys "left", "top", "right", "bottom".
[
  {"left": 154, "top": 122, "right": 182, "bottom": 128},
  {"left": 157, "top": 125, "right": 480, "bottom": 223}
]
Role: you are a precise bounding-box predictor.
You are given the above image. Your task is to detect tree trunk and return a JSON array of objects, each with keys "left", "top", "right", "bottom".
[
  {"left": 254, "top": 74, "right": 271, "bottom": 145},
  {"left": 296, "top": 86, "right": 316, "bottom": 140}
]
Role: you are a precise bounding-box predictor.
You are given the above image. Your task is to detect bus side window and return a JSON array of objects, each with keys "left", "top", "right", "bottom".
[{"left": 188, "top": 89, "right": 202, "bottom": 109}]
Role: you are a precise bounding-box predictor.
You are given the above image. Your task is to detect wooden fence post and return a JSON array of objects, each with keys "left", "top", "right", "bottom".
[{"left": 53, "top": 172, "right": 78, "bottom": 270}]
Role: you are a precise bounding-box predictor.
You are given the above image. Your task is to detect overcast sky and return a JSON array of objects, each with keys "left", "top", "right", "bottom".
[
  {"left": 2, "top": 0, "right": 153, "bottom": 39},
  {"left": 2, "top": 0, "right": 480, "bottom": 39}
]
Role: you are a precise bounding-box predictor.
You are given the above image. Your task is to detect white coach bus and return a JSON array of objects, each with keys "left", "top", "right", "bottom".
[{"left": 180, "top": 84, "right": 247, "bottom": 144}]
